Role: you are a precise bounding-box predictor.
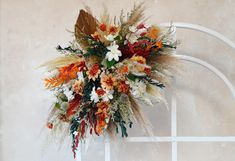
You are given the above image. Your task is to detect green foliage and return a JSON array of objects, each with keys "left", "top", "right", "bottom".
[
  {"left": 56, "top": 45, "right": 83, "bottom": 54},
  {"left": 106, "top": 59, "right": 116, "bottom": 69},
  {"left": 84, "top": 38, "right": 108, "bottom": 59},
  {"left": 82, "top": 81, "right": 94, "bottom": 102}
]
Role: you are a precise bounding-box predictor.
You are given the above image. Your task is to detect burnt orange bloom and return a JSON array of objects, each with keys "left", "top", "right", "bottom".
[
  {"left": 99, "top": 23, "right": 107, "bottom": 31},
  {"left": 146, "top": 44, "right": 152, "bottom": 51},
  {"left": 91, "top": 31, "right": 100, "bottom": 40},
  {"left": 147, "top": 26, "right": 160, "bottom": 39},
  {"left": 97, "top": 101, "right": 109, "bottom": 110},
  {"left": 156, "top": 41, "right": 163, "bottom": 48},
  {"left": 95, "top": 101, "right": 109, "bottom": 134},
  {"left": 119, "top": 65, "right": 129, "bottom": 75},
  {"left": 101, "top": 73, "right": 116, "bottom": 90},
  {"left": 118, "top": 81, "right": 129, "bottom": 93},
  {"left": 44, "top": 62, "right": 86, "bottom": 88},
  {"left": 96, "top": 88, "right": 106, "bottom": 96},
  {"left": 87, "top": 64, "right": 101, "bottom": 81}
]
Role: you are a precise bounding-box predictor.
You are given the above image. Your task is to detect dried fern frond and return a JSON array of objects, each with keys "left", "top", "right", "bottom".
[
  {"left": 40, "top": 55, "right": 83, "bottom": 71},
  {"left": 44, "top": 76, "right": 64, "bottom": 89},
  {"left": 75, "top": 9, "right": 98, "bottom": 47}
]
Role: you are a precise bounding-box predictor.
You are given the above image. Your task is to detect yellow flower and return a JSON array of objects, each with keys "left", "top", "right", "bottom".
[{"left": 131, "top": 56, "right": 146, "bottom": 64}]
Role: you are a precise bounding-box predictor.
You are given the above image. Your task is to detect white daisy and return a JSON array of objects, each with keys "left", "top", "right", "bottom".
[
  {"left": 77, "top": 71, "right": 84, "bottom": 81},
  {"left": 102, "top": 89, "right": 114, "bottom": 101},
  {"left": 129, "top": 26, "right": 137, "bottom": 32},
  {"left": 105, "top": 42, "right": 122, "bottom": 61},
  {"left": 90, "top": 87, "right": 99, "bottom": 103},
  {"left": 104, "top": 34, "right": 117, "bottom": 41},
  {"left": 126, "top": 33, "right": 138, "bottom": 44}
]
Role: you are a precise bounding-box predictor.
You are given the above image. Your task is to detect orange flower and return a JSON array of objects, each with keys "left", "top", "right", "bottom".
[
  {"left": 118, "top": 81, "right": 129, "bottom": 93},
  {"left": 91, "top": 31, "right": 100, "bottom": 40},
  {"left": 156, "top": 41, "right": 163, "bottom": 48},
  {"left": 146, "top": 44, "right": 152, "bottom": 51},
  {"left": 96, "top": 88, "right": 106, "bottom": 96},
  {"left": 99, "top": 23, "right": 107, "bottom": 31},
  {"left": 119, "top": 65, "right": 129, "bottom": 75},
  {"left": 95, "top": 101, "right": 109, "bottom": 134},
  {"left": 45, "top": 61, "right": 86, "bottom": 89},
  {"left": 97, "top": 101, "right": 109, "bottom": 110},
  {"left": 101, "top": 73, "right": 116, "bottom": 90},
  {"left": 72, "top": 80, "right": 84, "bottom": 95},
  {"left": 87, "top": 64, "right": 101, "bottom": 81},
  {"left": 59, "top": 63, "right": 80, "bottom": 80},
  {"left": 147, "top": 26, "right": 160, "bottom": 39},
  {"left": 131, "top": 56, "right": 146, "bottom": 64}
]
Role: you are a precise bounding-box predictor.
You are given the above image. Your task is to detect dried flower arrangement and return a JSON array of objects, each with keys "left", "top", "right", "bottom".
[{"left": 41, "top": 3, "right": 178, "bottom": 158}]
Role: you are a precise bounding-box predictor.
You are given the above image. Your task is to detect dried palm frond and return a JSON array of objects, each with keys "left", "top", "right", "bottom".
[
  {"left": 127, "top": 94, "right": 153, "bottom": 136},
  {"left": 75, "top": 9, "right": 98, "bottom": 47},
  {"left": 106, "top": 120, "right": 117, "bottom": 140},
  {"left": 149, "top": 54, "right": 178, "bottom": 66},
  {"left": 146, "top": 84, "right": 168, "bottom": 109},
  {"left": 150, "top": 70, "right": 171, "bottom": 87},
  {"left": 40, "top": 55, "right": 83, "bottom": 71}
]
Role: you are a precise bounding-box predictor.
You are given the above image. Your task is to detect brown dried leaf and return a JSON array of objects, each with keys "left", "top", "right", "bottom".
[{"left": 74, "top": 9, "right": 98, "bottom": 47}]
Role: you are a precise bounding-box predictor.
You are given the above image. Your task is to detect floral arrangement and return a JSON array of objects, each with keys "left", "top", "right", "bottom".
[{"left": 42, "top": 3, "right": 178, "bottom": 158}]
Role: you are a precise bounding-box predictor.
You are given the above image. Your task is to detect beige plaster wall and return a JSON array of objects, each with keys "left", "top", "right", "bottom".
[{"left": 1, "top": 0, "right": 235, "bottom": 161}]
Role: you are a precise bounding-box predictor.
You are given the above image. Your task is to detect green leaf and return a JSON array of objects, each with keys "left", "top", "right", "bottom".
[
  {"left": 126, "top": 74, "right": 137, "bottom": 81},
  {"left": 55, "top": 102, "right": 61, "bottom": 109},
  {"left": 106, "top": 59, "right": 116, "bottom": 69}
]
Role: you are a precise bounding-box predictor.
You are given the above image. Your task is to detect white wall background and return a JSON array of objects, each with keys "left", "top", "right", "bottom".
[{"left": 1, "top": 0, "right": 235, "bottom": 161}]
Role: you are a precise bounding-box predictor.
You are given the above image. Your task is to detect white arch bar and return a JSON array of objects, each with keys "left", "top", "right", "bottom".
[
  {"left": 101, "top": 23, "right": 235, "bottom": 161},
  {"left": 175, "top": 54, "right": 235, "bottom": 99},
  {"left": 160, "top": 22, "right": 235, "bottom": 49}
]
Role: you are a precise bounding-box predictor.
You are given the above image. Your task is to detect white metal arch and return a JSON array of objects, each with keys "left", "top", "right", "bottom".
[
  {"left": 160, "top": 22, "right": 235, "bottom": 50},
  {"left": 78, "top": 23, "right": 235, "bottom": 161}
]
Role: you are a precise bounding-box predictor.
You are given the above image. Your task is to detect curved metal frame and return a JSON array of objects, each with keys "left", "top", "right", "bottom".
[{"left": 78, "top": 22, "right": 235, "bottom": 161}]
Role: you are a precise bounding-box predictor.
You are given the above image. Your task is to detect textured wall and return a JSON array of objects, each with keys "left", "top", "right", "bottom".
[{"left": 1, "top": 0, "right": 235, "bottom": 161}]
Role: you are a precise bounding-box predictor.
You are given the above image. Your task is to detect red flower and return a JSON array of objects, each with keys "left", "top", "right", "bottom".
[
  {"left": 137, "top": 23, "right": 146, "bottom": 29},
  {"left": 47, "top": 122, "right": 53, "bottom": 129},
  {"left": 118, "top": 81, "right": 129, "bottom": 93},
  {"left": 96, "top": 88, "right": 106, "bottom": 96},
  {"left": 109, "top": 26, "right": 118, "bottom": 33},
  {"left": 99, "top": 23, "right": 106, "bottom": 31},
  {"left": 144, "top": 67, "right": 151, "bottom": 75}
]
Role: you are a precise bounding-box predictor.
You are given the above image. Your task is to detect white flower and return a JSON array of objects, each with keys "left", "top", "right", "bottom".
[
  {"left": 77, "top": 71, "right": 84, "bottom": 81},
  {"left": 102, "top": 89, "right": 114, "bottom": 101},
  {"left": 90, "top": 87, "right": 99, "bottom": 103},
  {"left": 130, "top": 80, "right": 146, "bottom": 97},
  {"left": 64, "top": 87, "right": 74, "bottom": 100},
  {"left": 129, "top": 26, "right": 137, "bottom": 32},
  {"left": 104, "top": 34, "right": 117, "bottom": 41},
  {"left": 126, "top": 33, "right": 138, "bottom": 44},
  {"left": 106, "top": 43, "right": 122, "bottom": 61}
]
